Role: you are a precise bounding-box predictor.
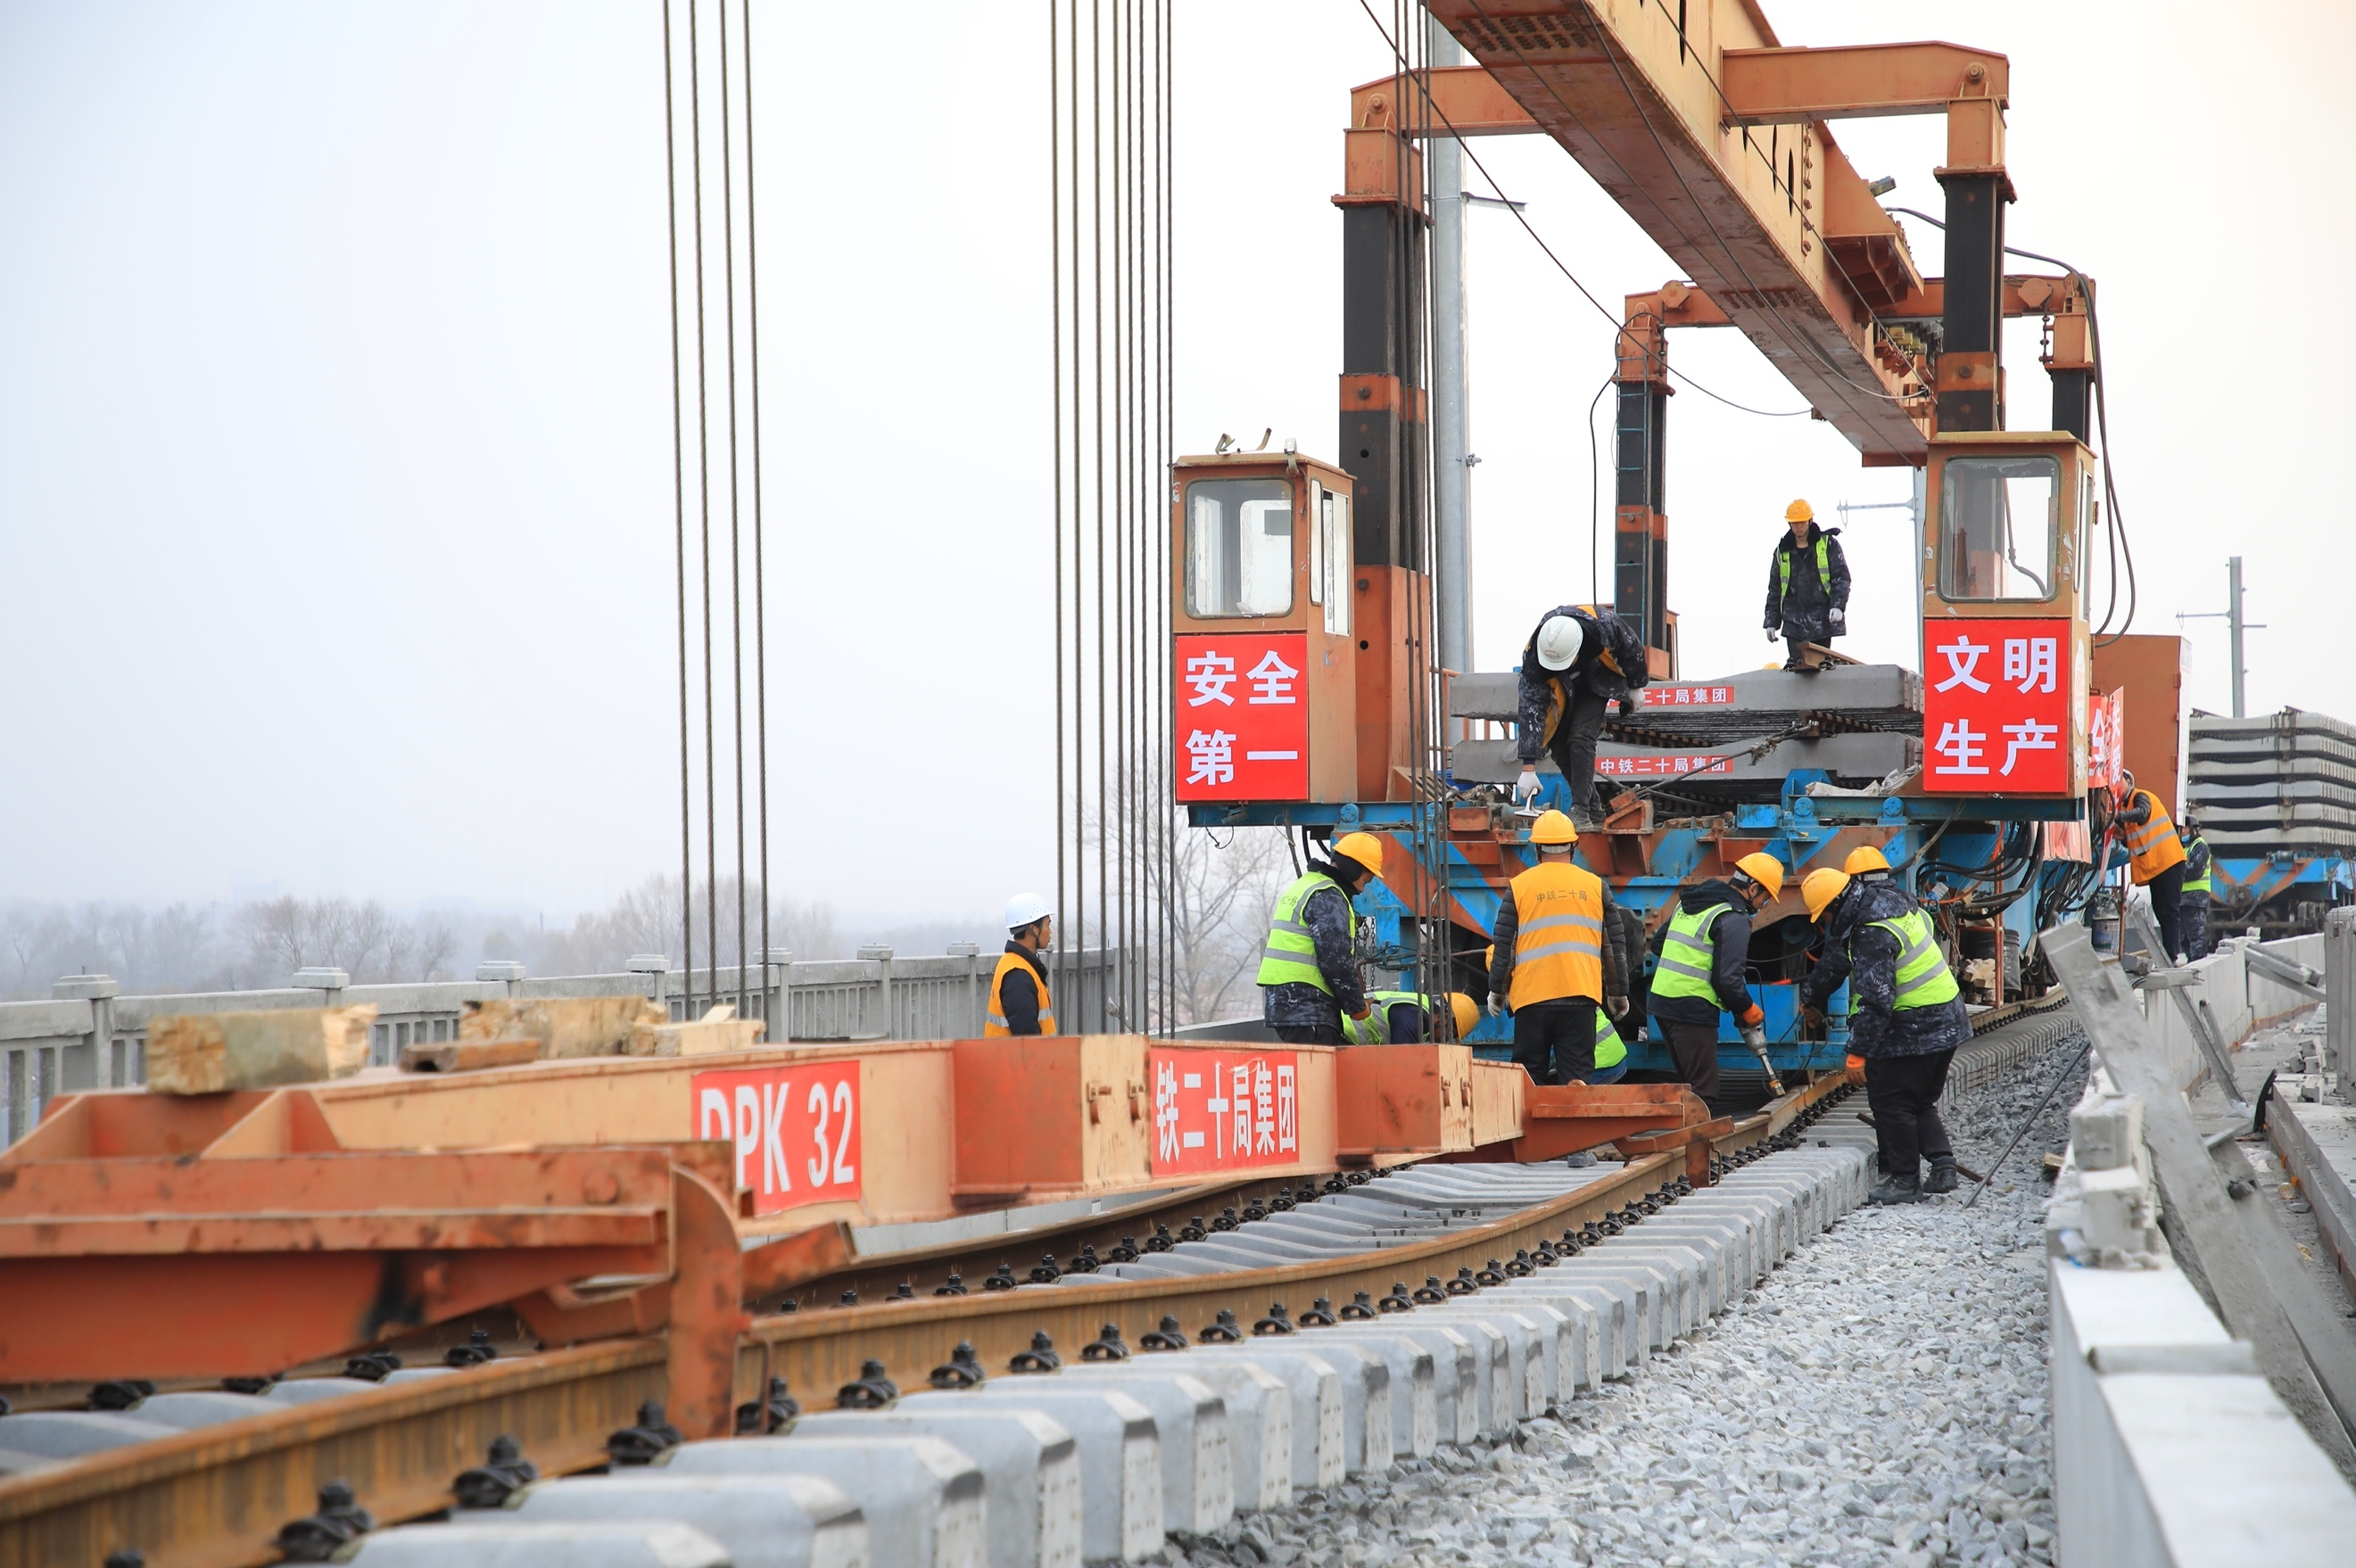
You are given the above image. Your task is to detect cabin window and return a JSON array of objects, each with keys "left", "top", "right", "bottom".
[
  {"left": 1939, "top": 455, "right": 2059, "bottom": 602},
  {"left": 1186, "top": 479, "right": 1294, "bottom": 617}
]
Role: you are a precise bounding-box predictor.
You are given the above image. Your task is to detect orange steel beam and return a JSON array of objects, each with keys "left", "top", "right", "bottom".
[
  {"left": 1349, "top": 63, "right": 1541, "bottom": 137},
  {"left": 1424, "top": 2, "right": 2013, "bottom": 465},
  {"left": 1717, "top": 41, "right": 2008, "bottom": 123}
]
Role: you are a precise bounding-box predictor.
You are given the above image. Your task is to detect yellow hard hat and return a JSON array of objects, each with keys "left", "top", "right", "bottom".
[
  {"left": 1733, "top": 851, "right": 1785, "bottom": 901},
  {"left": 1530, "top": 809, "right": 1578, "bottom": 847},
  {"left": 1843, "top": 845, "right": 1891, "bottom": 875},
  {"left": 1803, "top": 867, "right": 1852, "bottom": 923},
  {"left": 1784, "top": 499, "right": 1814, "bottom": 523},
  {"left": 1450, "top": 993, "right": 1479, "bottom": 1041},
  {"left": 1483, "top": 944, "right": 1493, "bottom": 968},
  {"left": 1332, "top": 831, "right": 1385, "bottom": 879}
]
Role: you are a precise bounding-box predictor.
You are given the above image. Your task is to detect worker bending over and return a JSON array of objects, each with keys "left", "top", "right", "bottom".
[
  {"left": 1801, "top": 867, "right": 1972, "bottom": 1204},
  {"left": 1258, "top": 832, "right": 1384, "bottom": 1044},
  {"left": 1511, "top": 605, "right": 1651, "bottom": 827},
  {"left": 1488, "top": 810, "right": 1630, "bottom": 1085},
  {"left": 987, "top": 893, "right": 1057, "bottom": 1036},
  {"left": 1647, "top": 854, "right": 1785, "bottom": 1110},
  {"left": 2115, "top": 771, "right": 2189, "bottom": 963},
  {"left": 1344, "top": 990, "right": 1478, "bottom": 1046},
  {"left": 1763, "top": 499, "right": 1850, "bottom": 671},
  {"left": 2178, "top": 814, "right": 2213, "bottom": 961}
]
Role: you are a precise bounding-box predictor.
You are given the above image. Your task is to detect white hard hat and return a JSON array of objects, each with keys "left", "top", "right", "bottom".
[
  {"left": 1534, "top": 615, "right": 1584, "bottom": 671},
  {"left": 1004, "top": 892, "right": 1053, "bottom": 931}
]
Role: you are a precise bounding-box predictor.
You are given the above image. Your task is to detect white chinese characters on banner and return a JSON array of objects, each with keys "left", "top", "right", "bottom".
[
  {"left": 1922, "top": 618, "right": 2074, "bottom": 795},
  {"left": 1174, "top": 633, "right": 1310, "bottom": 800},
  {"left": 1185, "top": 729, "right": 1235, "bottom": 788},
  {"left": 1186, "top": 652, "right": 1237, "bottom": 707},
  {"left": 1148, "top": 1047, "right": 1301, "bottom": 1175}
]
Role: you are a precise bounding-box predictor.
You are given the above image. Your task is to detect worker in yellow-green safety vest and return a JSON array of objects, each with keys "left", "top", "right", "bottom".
[
  {"left": 1763, "top": 499, "right": 1850, "bottom": 673},
  {"left": 1343, "top": 991, "right": 1480, "bottom": 1045},
  {"left": 1257, "top": 832, "right": 1385, "bottom": 1045},
  {"left": 1647, "top": 852, "right": 1785, "bottom": 1110},
  {"left": 2113, "top": 769, "right": 2189, "bottom": 963},
  {"left": 1800, "top": 867, "right": 1972, "bottom": 1205},
  {"left": 985, "top": 892, "right": 1057, "bottom": 1036},
  {"left": 2178, "top": 813, "right": 2213, "bottom": 961}
]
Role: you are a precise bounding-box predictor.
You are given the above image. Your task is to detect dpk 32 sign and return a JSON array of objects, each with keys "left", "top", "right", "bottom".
[{"left": 692, "top": 1060, "right": 862, "bottom": 1215}]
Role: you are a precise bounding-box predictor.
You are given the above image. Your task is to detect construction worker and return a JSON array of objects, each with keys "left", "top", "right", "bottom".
[
  {"left": 1343, "top": 991, "right": 1479, "bottom": 1045},
  {"left": 987, "top": 893, "right": 1057, "bottom": 1037},
  {"left": 2115, "top": 770, "right": 2189, "bottom": 963},
  {"left": 1647, "top": 853, "right": 1785, "bottom": 1110},
  {"left": 2178, "top": 814, "right": 2213, "bottom": 961},
  {"left": 1510, "top": 604, "right": 1652, "bottom": 827},
  {"left": 1258, "top": 831, "right": 1384, "bottom": 1044},
  {"left": 1800, "top": 867, "right": 1971, "bottom": 1204},
  {"left": 1487, "top": 810, "right": 1630, "bottom": 1085},
  {"left": 1763, "top": 499, "right": 1850, "bottom": 672}
]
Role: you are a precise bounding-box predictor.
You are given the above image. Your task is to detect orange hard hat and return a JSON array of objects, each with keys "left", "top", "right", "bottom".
[
  {"left": 1804, "top": 867, "right": 1852, "bottom": 923},
  {"left": 1843, "top": 845, "right": 1891, "bottom": 875},
  {"left": 1450, "top": 994, "right": 1479, "bottom": 1041},
  {"left": 1733, "top": 852, "right": 1786, "bottom": 901}
]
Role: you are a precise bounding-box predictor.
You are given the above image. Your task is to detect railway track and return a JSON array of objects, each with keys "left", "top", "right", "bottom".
[{"left": 0, "top": 1075, "right": 1859, "bottom": 1568}]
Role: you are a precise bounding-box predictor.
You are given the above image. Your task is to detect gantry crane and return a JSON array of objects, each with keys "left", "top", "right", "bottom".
[{"left": 1172, "top": 0, "right": 2143, "bottom": 1079}]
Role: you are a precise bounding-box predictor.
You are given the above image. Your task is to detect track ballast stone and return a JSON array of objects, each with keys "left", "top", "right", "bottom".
[{"left": 1168, "top": 1038, "right": 2087, "bottom": 1568}]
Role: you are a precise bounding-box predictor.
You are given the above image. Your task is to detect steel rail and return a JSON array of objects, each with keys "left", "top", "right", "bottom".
[{"left": 0, "top": 1073, "right": 1852, "bottom": 1568}]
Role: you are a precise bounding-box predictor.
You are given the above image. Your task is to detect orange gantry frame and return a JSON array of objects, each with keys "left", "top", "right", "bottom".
[{"left": 1, "top": 1036, "right": 1715, "bottom": 1434}]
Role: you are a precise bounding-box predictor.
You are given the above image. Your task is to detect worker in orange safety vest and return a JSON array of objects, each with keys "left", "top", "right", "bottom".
[
  {"left": 2114, "top": 770, "right": 2189, "bottom": 964},
  {"left": 986, "top": 893, "right": 1057, "bottom": 1036}
]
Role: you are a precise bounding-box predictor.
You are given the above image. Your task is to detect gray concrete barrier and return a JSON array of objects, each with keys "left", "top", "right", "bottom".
[
  {"left": 508, "top": 1473, "right": 867, "bottom": 1568},
  {"left": 657, "top": 1434, "right": 986, "bottom": 1568}
]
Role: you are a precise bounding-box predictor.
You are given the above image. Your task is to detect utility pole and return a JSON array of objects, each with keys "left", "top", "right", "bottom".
[
  {"left": 2227, "top": 555, "right": 2247, "bottom": 719},
  {"left": 2178, "top": 557, "right": 2261, "bottom": 718},
  {"left": 1426, "top": 13, "right": 1472, "bottom": 711}
]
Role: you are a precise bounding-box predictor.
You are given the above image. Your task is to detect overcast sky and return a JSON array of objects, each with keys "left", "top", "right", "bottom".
[{"left": 4, "top": 1, "right": 2350, "bottom": 925}]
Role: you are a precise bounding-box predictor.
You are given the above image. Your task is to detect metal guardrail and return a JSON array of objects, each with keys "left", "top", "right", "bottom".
[{"left": 0, "top": 947, "right": 1123, "bottom": 1148}]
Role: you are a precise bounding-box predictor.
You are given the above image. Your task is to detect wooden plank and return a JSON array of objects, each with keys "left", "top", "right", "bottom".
[
  {"left": 2045, "top": 924, "right": 2356, "bottom": 1472},
  {"left": 459, "top": 996, "right": 665, "bottom": 1059},
  {"left": 628, "top": 1004, "right": 765, "bottom": 1059},
  {"left": 396, "top": 1036, "right": 541, "bottom": 1075},
  {"left": 144, "top": 1007, "right": 376, "bottom": 1095}
]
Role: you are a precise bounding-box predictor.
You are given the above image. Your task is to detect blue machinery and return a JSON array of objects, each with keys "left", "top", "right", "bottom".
[{"left": 1191, "top": 772, "right": 2087, "bottom": 1082}]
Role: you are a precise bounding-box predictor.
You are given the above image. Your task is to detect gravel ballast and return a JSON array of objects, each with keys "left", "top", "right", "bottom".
[{"left": 1173, "top": 1036, "right": 2088, "bottom": 1568}]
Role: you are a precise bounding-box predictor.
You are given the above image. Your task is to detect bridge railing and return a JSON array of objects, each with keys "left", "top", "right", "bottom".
[{"left": 1, "top": 946, "right": 1125, "bottom": 1149}]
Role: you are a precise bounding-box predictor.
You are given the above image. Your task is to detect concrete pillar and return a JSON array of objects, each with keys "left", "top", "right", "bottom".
[
  {"left": 475, "top": 960, "right": 526, "bottom": 996},
  {"left": 52, "top": 973, "right": 120, "bottom": 1090},
  {"left": 627, "top": 953, "right": 673, "bottom": 1014},
  {"left": 858, "top": 945, "right": 894, "bottom": 1041},
  {"left": 947, "top": 941, "right": 981, "bottom": 1036},
  {"left": 762, "top": 947, "right": 793, "bottom": 1044}
]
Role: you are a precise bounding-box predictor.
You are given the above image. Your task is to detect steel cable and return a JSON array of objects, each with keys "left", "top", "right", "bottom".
[
  {"left": 661, "top": 0, "right": 695, "bottom": 1018},
  {"left": 741, "top": 0, "right": 771, "bottom": 1019}
]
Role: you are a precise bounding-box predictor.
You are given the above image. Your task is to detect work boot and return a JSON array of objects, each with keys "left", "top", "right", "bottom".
[
  {"left": 1922, "top": 1155, "right": 1960, "bottom": 1194},
  {"left": 1866, "top": 1171, "right": 1922, "bottom": 1206}
]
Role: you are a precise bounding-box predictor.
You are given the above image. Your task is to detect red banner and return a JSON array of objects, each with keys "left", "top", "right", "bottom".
[
  {"left": 1175, "top": 632, "right": 1310, "bottom": 802},
  {"left": 2088, "top": 686, "right": 2125, "bottom": 791},
  {"left": 1150, "top": 1047, "right": 1300, "bottom": 1176},
  {"left": 1922, "top": 618, "right": 2076, "bottom": 795},
  {"left": 692, "top": 1060, "right": 862, "bottom": 1216}
]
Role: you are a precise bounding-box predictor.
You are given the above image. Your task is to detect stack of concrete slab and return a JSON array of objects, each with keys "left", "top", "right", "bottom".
[
  {"left": 254, "top": 1143, "right": 1871, "bottom": 1567},
  {"left": 2188, "top": 709, "right": 2356, "bottom": 854},
  {"left": 1449, "top": 665, "right": 1921, "bottom": 798}
]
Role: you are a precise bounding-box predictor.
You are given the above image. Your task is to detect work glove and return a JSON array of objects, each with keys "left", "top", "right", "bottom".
[
  {"left": 1737, "top": 1003, "right": 1766, "bottom": 1029},
  {"left": 1606, "top": 994, "right": 1629, "bottom": 1020},
  {"left": 1739, "top": 1022, "right": 1768, "bottom": 1052},
  {"left": 1512, "top": 768, "right": 1542, "bottom": 806},
  {"left": 1350, "top": 1006, "right": 1371, "bottom": 1022},
  {"left": 1799, "top": 1003, "right": 1829, "bottom": 1032},
  {"left": 1828, "top": 610, "right": 1847, "bottom": 637},
  {"left": 1486, "top": 994, "right": 1506, "bottom": 1019},
  {"left": 1765, "top": 627, "right": 1781, "bottom": 643}
]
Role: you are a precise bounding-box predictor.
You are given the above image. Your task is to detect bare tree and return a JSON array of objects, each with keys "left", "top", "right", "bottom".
[
  {"left": 529, "top": 874, "right": 842, "bottom": 976},
  {"left": 1081, "top": 763, "right": 1291, "bottom": 1029}
]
